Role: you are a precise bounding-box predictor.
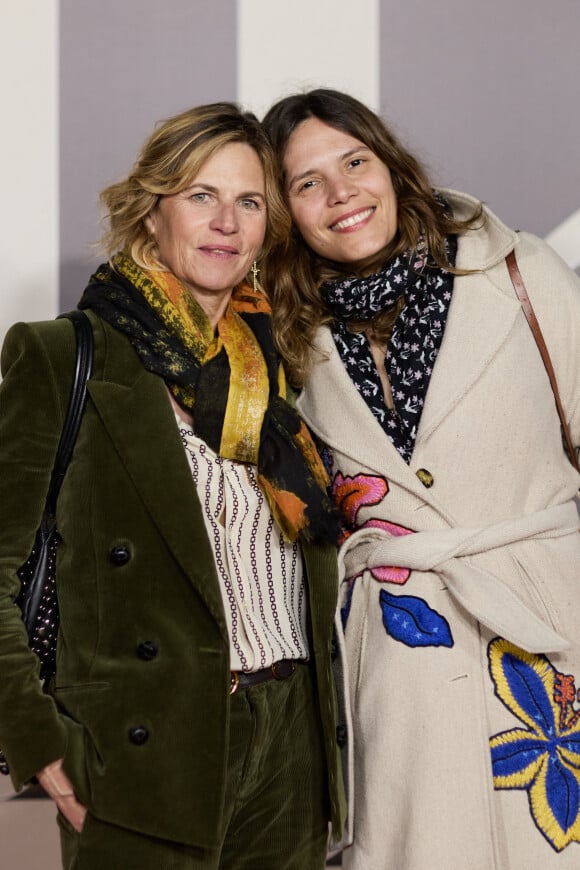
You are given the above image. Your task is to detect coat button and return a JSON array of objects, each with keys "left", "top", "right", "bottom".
[
  {"left": 137, "top": 641, "right": 158, "bottom": 661},
  {"left": 416, "top": 468, "right": 434, "bottom": 488},
  {"left": 109, "top": 546, "right": 131, "bottom": 566},
  {"left": 128, "top": 726, "right": 149, "bottom": 745},
  {"left": 336, "top": 724, "right": 347, "bottom": 748}
]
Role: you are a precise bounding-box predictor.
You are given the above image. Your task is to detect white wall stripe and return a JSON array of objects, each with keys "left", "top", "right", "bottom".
[
  {"left": 1, "top": 0, "right": 59, "bottom": 346},
  {"left": 237, "top": 0, "right": 379, "bottom": 119}
]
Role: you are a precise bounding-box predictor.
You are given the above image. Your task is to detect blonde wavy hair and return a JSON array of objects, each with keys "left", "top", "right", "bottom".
[
  {"left": 99, "top": 102, "right": 291, "bottom": 273},
  {"left": 262, "top": 89, "right": 482, "bottom": 387}
]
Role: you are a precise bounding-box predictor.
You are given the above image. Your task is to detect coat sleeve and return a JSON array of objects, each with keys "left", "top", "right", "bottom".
[
  {"left": 0, "top": 321, "right": 74, "bottom": 788},
  {"left": 514, "top": 233, "right": 580, "bottom": 458}
]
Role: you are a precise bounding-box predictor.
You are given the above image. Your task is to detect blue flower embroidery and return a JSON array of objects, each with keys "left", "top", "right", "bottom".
[
  {"left": 380, "top": 589, "right": 453, "bottom": 648},
  {"left": 488, "top": 638, "right": 580, "bottom": 852}
]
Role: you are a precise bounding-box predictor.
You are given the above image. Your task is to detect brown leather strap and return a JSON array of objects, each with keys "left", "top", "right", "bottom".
[{"left": 506, "top": 250, "right": 579, "bottom": 471}]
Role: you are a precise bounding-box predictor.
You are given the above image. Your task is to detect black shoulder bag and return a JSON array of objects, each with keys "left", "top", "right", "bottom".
[{"left": 0, "top": 310, "right": 93, "bottom": 776}]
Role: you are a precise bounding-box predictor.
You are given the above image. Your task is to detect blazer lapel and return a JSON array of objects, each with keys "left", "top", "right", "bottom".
[{"left": 87, "top": 335, "right": 228, "bottom": 636}]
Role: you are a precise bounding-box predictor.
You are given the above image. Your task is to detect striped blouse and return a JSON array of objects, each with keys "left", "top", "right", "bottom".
[{"left": 177, "top": 420, "right": 309, "bottom": 672}]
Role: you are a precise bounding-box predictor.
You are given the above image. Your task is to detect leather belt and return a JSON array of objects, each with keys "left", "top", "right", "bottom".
[{"left": 230, "top": 659, "right": 300, "bottom": 695}]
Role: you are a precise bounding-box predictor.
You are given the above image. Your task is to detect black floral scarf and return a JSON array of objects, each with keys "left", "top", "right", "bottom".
[{"left": 321, "top": 233, "right": 457, "bottom": 462}]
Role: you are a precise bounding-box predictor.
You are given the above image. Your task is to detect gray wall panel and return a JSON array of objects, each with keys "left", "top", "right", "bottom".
[
  {"left": 60, "top": 0, "right": 237, "bottom": 309},
  {"left": 379, "top": 0, "right": 580, "bottom": 237}
]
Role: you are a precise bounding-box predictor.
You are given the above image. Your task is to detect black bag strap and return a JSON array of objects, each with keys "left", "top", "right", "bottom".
[{"left": 44, "top": 310, "right": 94, "bottom": 516}]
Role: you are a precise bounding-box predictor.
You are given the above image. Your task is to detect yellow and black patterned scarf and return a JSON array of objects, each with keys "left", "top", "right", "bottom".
[{"left": 79, "top": 254, "right": 338, "bottom": 543}]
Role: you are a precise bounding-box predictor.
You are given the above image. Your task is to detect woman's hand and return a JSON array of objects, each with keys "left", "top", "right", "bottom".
[{"left": 36, "top": 758, "right": 87, "bottom": 832}]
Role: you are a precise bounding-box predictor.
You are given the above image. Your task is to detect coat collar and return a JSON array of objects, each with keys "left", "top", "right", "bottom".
[
  {"left": 85, "top": 314, "right": 228, "bottom": 637},
  {"left": 297, "top": 327, "right": 434, "bottom": 500},
  {"left": 439, "top": 188, "right": 518, "bottom": 271}
]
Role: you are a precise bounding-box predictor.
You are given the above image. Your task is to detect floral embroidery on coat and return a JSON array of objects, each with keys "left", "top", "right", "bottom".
[
  {"left": 333, "top": 471, "right": 453, "bottom": 648},
  {"left": 488, "top": 637, "right": 580, "bottom": 852},
  {"left": 379, "top": 589, "right": 453, "bottom": 648}
]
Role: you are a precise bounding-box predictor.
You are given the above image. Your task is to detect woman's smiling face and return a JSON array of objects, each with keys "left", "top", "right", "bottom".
[
  {"left": 283, "top": 117, "right": 398, "bottom": 264},
  {"left": 145, "top": 142, "right": 267, "bottom": 324}
]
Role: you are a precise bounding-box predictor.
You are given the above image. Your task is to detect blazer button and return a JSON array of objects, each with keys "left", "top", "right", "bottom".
[
  {"left": 136, "top": 641, "right": 158, "bottom": 661},
  {"left": 128, "top": 726, "right": 149, "bottom": 745},
  {"left": 336, "top": 724, "right": 347, "bottom": 748},
  {"left": 330, "top": 636, "right": 339, "bottom": 661},
  {"left": 109, "top": 546, "right": 131, "bottom": 566},
  {"left": 416, "top": 468, "right": 434, "bottom": 488}
]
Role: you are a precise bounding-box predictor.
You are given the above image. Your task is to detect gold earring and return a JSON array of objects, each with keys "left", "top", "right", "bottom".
[{"left": 251, "top": 260, "right": 260, "bottom": 292}]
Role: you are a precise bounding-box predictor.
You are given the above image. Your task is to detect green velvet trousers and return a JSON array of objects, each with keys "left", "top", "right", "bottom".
[{"left": 58, "top": 662, "right": 330, "bottom": 869}]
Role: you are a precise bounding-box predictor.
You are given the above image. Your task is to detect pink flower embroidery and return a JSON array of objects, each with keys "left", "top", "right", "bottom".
[
  {"left": 332, "top": 472, "right": 414, "bottom": 584},
  {"left": 333, "top": 472, "right": 388, "bottom": 528}
]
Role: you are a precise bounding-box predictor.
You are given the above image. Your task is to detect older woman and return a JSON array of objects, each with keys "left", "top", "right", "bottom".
[
  {"left": 0, "top": 103, "right": 345, "bottom": 870},
  {"left": 262, "top": 89, "right": 580, "bottom": 869}
]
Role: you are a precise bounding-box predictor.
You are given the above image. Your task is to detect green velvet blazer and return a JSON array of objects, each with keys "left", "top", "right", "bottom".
[{"left": 0, "top": 312, "right": 346, "bottom": 848}]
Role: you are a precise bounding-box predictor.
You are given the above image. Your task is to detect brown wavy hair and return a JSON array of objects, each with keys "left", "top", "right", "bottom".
[
  {"left": 99, "top": 102, "right": 291, "bottom": 273},
  {"left": 262, "top": 88, "right": 482, "bottom": 386}
]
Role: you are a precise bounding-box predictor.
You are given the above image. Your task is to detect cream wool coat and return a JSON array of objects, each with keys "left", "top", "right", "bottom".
[{"left": 297, "top": 191, "right": 580, "bottom": 870}]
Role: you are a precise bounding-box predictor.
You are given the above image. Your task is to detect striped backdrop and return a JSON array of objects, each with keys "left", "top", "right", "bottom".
[{"left": 2, "top": 0, "right": 579, "bottom": 343}]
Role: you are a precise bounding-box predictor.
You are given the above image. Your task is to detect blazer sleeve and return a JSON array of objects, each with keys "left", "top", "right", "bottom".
[{"left": 0, "top": 320, "right": 75, "bottom": 788}]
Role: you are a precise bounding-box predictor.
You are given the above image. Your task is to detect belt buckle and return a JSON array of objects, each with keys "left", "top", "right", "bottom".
[
  {"left": 271, "top": 660, "right": 296, "bottom": 680},
  {"left": 230, "top": 672, "right": 240, "bottom": 695}
]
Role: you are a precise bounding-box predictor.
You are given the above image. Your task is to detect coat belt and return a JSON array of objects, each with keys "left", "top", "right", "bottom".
[{"left": 338, "top": 501, "right": 579, "bottom": 653}]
